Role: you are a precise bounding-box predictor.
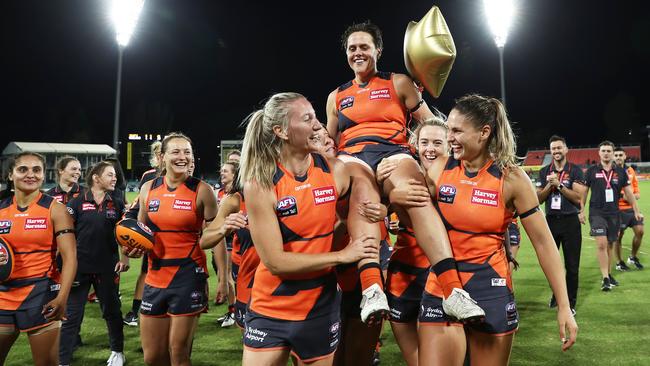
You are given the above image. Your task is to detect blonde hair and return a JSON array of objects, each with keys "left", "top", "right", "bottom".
[
  {"left": 453, "top": 94, "right": 519, "bottom": 169},
  {"left": 409, "top": 112, "right": 448, "bottom": 150},
  {"left": 149, "top": 141, "right": 162, "bottom": 168},
  {"left": 239, "top": 92, "right": 305, "bottom": 189}
]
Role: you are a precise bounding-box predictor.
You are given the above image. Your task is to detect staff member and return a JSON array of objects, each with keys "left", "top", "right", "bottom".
[
  {"left": 580, "top": 141, "right": 642, "bottom": 291},
  {"left": 127, "top": 132, "right": 217, "bottom": 366},
  {"left": 537, "top": 135, "right": 585, "bottom": 313},
  {"left": 59, "top": 161, "right": 128, "bottom": 366},
  {"left": 613, "top": 147, "right": 644, "bottom": 270},
  {"left": 0, "top": 152, "right": 77, "bottom": 366},
  {"left": 45, "top": 156, "right": 83, "bottom": 204}
]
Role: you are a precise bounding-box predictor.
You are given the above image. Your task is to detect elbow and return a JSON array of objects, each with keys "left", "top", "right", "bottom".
[{"left": 264, "top": 258, "right": 288, "bottom": 276}]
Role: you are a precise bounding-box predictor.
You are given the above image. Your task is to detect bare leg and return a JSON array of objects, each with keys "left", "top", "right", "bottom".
[
  {"left": 418, "top": 324, "right": 465, "bottom": 366},
  {"left": 242, "top": 348, "right": 290, "bottom": 366},
  {"left": 631, "top": 225, "right": 644, "bottom": 257},
  {"left": 169, "top": 316, "right": 199, "bottom": 366},
  {"left": 0, "top": 331, "right": 20, "bottom": 365},
  {"left": 595, "top": 236, "right": 610, "bottom": 278},
  {"left": 467, "top": 329, "right": 514, "bottom": 366},
  {"left": 141, "top": 316, "right": 171, "bottom": 366},
  {"left": 390, "top": 321, "right": 419, "bottom": 366},
  {"left": 334, "top": 317, "right": 381, "bottom": 366},
  {"left": 28, "top": 326, "right": 60, "bottom": 366}
]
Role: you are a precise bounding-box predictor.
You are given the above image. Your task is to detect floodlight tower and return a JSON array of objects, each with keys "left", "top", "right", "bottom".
[
  {"left": 111, "top": 0, "right": 145, "bottom": 153},
  {"left": 484, "top": 0, "right": 514, "bottom": 107}
]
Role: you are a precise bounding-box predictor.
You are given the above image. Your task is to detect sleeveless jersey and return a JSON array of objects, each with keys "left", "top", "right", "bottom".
[
  {"left": 143, "top": 176, "right": 206, "bottom": 288},
  {"left": 335, "top": 72, "right": 408, "bottom": 154},
  {"left": 0, "top": 194, "right": 58, "bottom": 310},
  {"left": 435, "top": 158, "right": 513, "bottom": 263},
  {"left": 249, "top": 154, "right": 339, "bottom": 321},
  {"left": 391, "top": 225, "right": 429, "bottom": 268},
  {"left": 232, "top": 194, "right": 259, "bottom": 305},
  {"left": 619, "top": 166, "right": 638, "bottom": 210}
]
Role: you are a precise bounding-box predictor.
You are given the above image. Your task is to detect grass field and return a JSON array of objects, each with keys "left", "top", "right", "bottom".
[{"left": 5, "top": 185, "right": 650, "bottom": 365}]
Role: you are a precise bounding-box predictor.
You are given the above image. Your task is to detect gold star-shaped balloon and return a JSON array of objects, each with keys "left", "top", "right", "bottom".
[{"left": 404, "top": 6, "right": 456, "bottom": 98}]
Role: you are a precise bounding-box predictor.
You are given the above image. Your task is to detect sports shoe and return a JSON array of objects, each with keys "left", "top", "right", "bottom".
[
  {"left": 216, "top": 312, "right": 229, "bottom": 322},
  {"left": 442, "top": 288, "right": 486, "bottom": 322},
  {"left": 106, "top": 351, "right": 126, "bottom": 366},
  {"left": 359, "top": 283, "right": 390, "bottom": 324},
  {"left": 221, "top": 312, "right": 235, "bottom": 328},
  {"left": 615, "top": 261, "right": 630, "bottom": 271},
  {"left": 608, "top": 274, "right": 619, "bottom": 287},
  {"left": 123, "top": 311, "right": 138, "bottom": 327},
  {"left": 628, "top": 256, "right": 644, "bottom": 270},
  {"left": 601, "top": 277, "right": 611, "bottom": 291},
  {"left": 372, "top": 349, "right": 380, "bottom": 365}
]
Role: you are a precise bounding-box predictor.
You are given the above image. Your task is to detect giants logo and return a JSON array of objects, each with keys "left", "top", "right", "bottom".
[
  {"left": 0, "top": 220, "right": 11, "bottom": 234},
  {"left": 24, "top": 217, "right": 48, "bottom": 230},
  {"left": 53, "top": 194, "right": 64, "bottom": 203},
  {"left": 339, "top": 96, "right": 354, "bottom": 110},
  {"left": 471, "top": 188, "right": 499, "bottom": 207},
  {"left": 137, "top": 222, "right": 153, "bottom": 236},
  {"left": 148, "top": 199, "right": 160, "bottom": 212},
  {"left": 172, "top": 199, "right": 193, "bottom": 211},
  {"left": 312, "top": 186, "right": 336, "bottom": 205},
  {"left": 369, "top": 88, "right": 391, "bottom": 100},
  {"left": 276, "top": 196, "right": 298, "bottom": 217},
  {"left": 438, "top": 184, "right": 457, "bottom": 204}
]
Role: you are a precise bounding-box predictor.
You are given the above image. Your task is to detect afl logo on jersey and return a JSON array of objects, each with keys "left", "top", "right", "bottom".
[
  {"left": 0, "top": 220, "right": 12, "bottom": 234},
  {"left": 148, "top": 199, "right": 160, "bottom": 212},
  {"left": 276, "top": 196, "right": 298, "bottom": 218},
  {"left": 438, "top": 184, "right": 457, "bottom": 204},
  {"left": 339, "top": 96, "right": 354, "bottom": 110}
]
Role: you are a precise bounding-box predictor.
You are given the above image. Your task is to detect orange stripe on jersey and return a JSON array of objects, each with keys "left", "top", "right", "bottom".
[
  {"left": 435, "top": 158, "right": 513, "bottom": 263},
  {"left": 249, "top": 154, "right": 339, "bottom": 321},
  {"left": 231, "top": 194, "right": 247, "bottom": 267},
  {"left": 0, "top": 194, "right": 58, "bottom": 310},
  {"left": 390, "top": 226, "right": 430, "bottom": 268},
  {"left": 619, "top": 166, "right": 638, "bottom": 210},
  {"left": 335, "top": 72, "right": 408, "bottom": 153},
  {"left": 232, "top": 194, "right": 260, "bottom": 304},
  {"left": 144, "top": 177, "right": 206, "bottom": 288}
]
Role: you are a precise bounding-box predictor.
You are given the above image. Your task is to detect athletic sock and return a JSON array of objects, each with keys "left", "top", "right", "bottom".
[
  {"left": 131, "top": 299, "right": 142, "bottom": 314},
  {"left": 228, "top": 304, "right": 235, "bottom": 314},
  {"left": 432, "top": 257, "right": 463, "bottom": 299},
  {"left": 359, "top": 262, "right": 384, "bottom": 292}
]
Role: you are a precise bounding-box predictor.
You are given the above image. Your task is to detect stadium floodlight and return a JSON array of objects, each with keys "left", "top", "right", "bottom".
[
  {"left": 483, "top": 0, "right": 515, "bottom": 106},
  {"left": 111, "top": 0, "right": 145, "bottom": 153}
]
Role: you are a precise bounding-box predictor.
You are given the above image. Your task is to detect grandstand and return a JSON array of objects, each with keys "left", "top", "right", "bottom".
[{"left": 523, "top": 145, "right": 641, "bottom": 167}]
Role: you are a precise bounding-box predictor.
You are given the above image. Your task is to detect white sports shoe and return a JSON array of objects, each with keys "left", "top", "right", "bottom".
[
  {"left": 107, "top": 351, "right": 126, "bottom": 366},
  {"left": 442, "top": 288, "right": 486, "bottom": 322},
  {"left": 359, "top": 283, "right": 390, "bottom": 324},
  {"left": 221, "top": 312, "right": 235, "bottom": 328}
]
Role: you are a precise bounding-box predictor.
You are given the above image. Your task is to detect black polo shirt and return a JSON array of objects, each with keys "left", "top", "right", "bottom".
[
  {"left": 45, "top": 183, "right": 84, "bottom": 205},
  {"left": 538, "top": 162, "right": 585, "bottom": 215},
  {"left": 584, "top": 164, "right": 629, "bottom": 216},
  {"left": 67, "top": 190, "right": 126, "bottom": 273}
]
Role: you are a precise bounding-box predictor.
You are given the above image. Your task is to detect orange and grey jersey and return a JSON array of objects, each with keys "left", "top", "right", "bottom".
[
  {"left": 619, "top": 166, "right": 639, "bottom": 211},
  {"left": 0, "top": 194, "right": 58, "bottom": 310},
  {"left": 143, "top": 176, "right": 206, "bottom": 289},
  {"left": 231, "top": 193, "right": 248, "bottom": 268},
  {"left": 435, "top": 157, "right": 514, "bottom": 263},
  {"left": 335, "top": 72, "right": 409, "bottom": 154},
  {"left": 391, "top": 225, "right": 430, "bottom": 269},
  {"left": 45, "top": 183, "right": 83, "bottom": 205},
  {"left": 249, "top": 153, "right": 339, "bottom": 321},
  {"left": 234, "top": 194, "right": 259, "bottom": 305}
]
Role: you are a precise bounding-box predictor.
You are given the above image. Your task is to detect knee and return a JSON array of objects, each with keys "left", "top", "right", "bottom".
[
  {"left": 143, "top": 350, "right": 167, "bottom": 366},
  {"left": 169, "top": 341, "right": 191, "bottom": 363}
]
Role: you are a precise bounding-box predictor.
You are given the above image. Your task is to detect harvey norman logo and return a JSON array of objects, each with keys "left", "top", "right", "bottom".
[
  {"left": 471, "top": 188, "right": 498, "bottom": 207},
  {"left": 24, "top": 217, "right": 48, "bottom": 230},
  {"left": 312, "top": 186, "right": 336, "bottom": 205},
  {"left": 369, "top": 88, "right": 391, "bottom": 100},
  {"left": 172, "top": 199, "right": 193, "bottom": 211}
]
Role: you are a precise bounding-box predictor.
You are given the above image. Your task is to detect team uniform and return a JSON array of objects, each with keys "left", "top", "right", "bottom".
[
  {"left": 59, "top": 190, "right": 126, "bottom": 364},
  {"left": 140, "top": 176, "right": 208, "bottom": 317},
  {"left": 0, "top": 194, "right": 60, "bottom": 333},
  {"left": 507, "top": 219, "right": 520, "bottom": 247},
  {"left": 243, "top": 154, "right": 341, "bottom": 362},
  {"left": 231, "top": 193, "right": 259, "bottom": 329},
  {"left": 215, "top": 188, "right": 234, "bottom": 252},
  {"left": 45, "top": 183, "right": 83, "bottom": 205},
  {"left": 335, "top": 72, "right": 412, "bottom": 171},
  {"left": 419, "top": 158, "right": 518, "bottom": 335},
  {"left": 386, "top": 225, "right": 429, "bottom": 323},
  {"left": 619, "top": 165, "right": 642, "bottom": 230},
  {"left": 538, "top": 162, "right": 584, "bottom": 308},
  {"left": 585, "top": 164, "right": 629, "bottom": 242}
]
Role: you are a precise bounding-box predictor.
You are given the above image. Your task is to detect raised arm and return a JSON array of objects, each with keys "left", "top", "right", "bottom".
[{"left": 200, "top": 193, "right": 243, "bottom": 249}]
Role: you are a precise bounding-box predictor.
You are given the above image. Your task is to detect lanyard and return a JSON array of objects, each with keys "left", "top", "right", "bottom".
[{"left": 601, "top": 169, "right": 614, "bottom": 189}]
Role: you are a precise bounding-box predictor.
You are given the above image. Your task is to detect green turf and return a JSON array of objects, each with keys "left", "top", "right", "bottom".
[{"left": 5, "top": 186, "right": 650, "bottom": 365}]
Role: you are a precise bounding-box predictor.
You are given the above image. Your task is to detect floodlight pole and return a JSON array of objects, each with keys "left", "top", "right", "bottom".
[
  {"left": 113, "top": 46, "right": 124, "bottom": 153},
  {"left": 497, "top": 45, "right": 506, "bottom": 107}
]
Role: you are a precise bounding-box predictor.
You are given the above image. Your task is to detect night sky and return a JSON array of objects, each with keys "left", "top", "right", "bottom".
[{"left": 2, "top": 1, "right": 649, "bottom": 175}]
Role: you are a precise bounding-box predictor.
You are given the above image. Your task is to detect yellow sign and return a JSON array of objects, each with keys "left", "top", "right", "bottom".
[{"left": 126, "top": 142, "right": 132, "bottom": 170}]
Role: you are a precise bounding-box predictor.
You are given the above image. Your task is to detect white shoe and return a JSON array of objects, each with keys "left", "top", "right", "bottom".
[
  {"left": 442, "top": 288, "right": 485, "bottom": 322},
  {"left": 107, "top": 351, "right": 126, "bottom": 366},
  {"left": 221, "top": 312, "right": 235, "bottom": 328},
  {"left": 359, "top": 283, "right": 389, "bottom": 324}
]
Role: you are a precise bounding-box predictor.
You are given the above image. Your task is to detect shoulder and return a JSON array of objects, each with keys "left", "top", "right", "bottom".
[
  {"left": 392, "top": 73, "right": 416, "bottom": 90},
  {"left": 243, "top": 181, "right": 276, "bottom": 206},
  {"left": 505, "top": 166, "right": 532, "bottom": 186}
]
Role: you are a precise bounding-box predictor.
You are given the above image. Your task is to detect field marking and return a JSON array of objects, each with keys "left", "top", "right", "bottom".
[{"left": 583, "top": 236, "right": 647, "bottom": 255}]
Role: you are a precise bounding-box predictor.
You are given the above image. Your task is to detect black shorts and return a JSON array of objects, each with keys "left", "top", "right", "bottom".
[
  {"left": 386, "top": 261, "right": 428, "bottom": 323},
  {"left": 0, "top": 279, "right": 59, "bottom": 332},
  {"left": 338, "top": 144, "right": 412, "bottom": 172},
  {"left": 380, "top": 239, "right": 391, "bottom": 271},
  {"left": 589, "top": 214, "right": 621, "bottom": 242},
  {"left": 235, "top": 300, "right": 247, "bottom": 329},
  {"left": 140, "top": 279, "right": 207, "bottom": 317},
  {"left": 508, "top": 222, "right": 521, "bottom": 246},
  {"left": 620, "top": 209, "right": 643, "bottom": 230},
  {"left": 244, "top": 310, "right": 341, "bottom": 363}
]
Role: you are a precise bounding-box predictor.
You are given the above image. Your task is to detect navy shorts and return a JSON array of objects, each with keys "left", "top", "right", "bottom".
[
  {"left": 140, "top": 279, "right": 207, "bottom": 317},
  {"left": 379, "top": 239, "right": 391, "bottom": 271},
  {"left": 386, "top": 261, "right": 428, "bottom": 323},
  {"left": 0, "top": 279, "right": 59, "bottom": 332},
  {"left": 244, "top": 310, "right": 341, "bottom": 362},
  {"left": 339, "top": 144, "right": 412, "bottom": 172},
  {"left": 620, "top": 209, "right": 643, "bottom": 230},
  {"left": 508, "top": 222, "right": 521, "bottom": 246},
  {"left": 590, "top": 214, "right": 621, "bottom": 243},
  {"left": 235, "top": 300, "right": 247, "bottom": 329}
]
